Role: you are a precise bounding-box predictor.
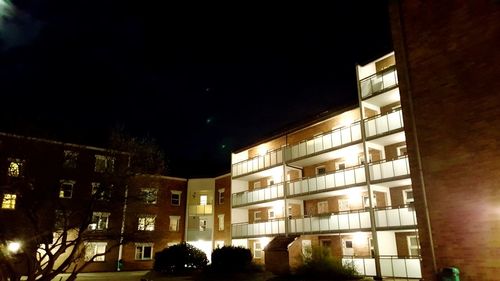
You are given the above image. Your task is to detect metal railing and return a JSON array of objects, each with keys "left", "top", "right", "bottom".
[
  {"left": 288, "top": 209, "right": 371, "bottom": 234},
  {"left": 359, "top": 66, "right": 398, "bottom": 99},
  {"left": 342, "top": 256, "right": 421, "bottom": 279},
  {"left": 232, "top": 183, "right": 284, "bottom": 207},
  {"left": 232, "top": 147, "right": 284, "bottom": 177},
  {"left": 231, "top": 218, "right": 286, "bottom": 238},
  {"left": 188, "top": 204, "right": 213, "bottom": 215},
  {"left": 364, "top": 108, "right": 404, "bottom": 138},
  {"left": 285, "top": 122, "right": 362, "bottom": 162},
  {"left": 287, "top": 165, "right": 366, "bottom": 197},
  {"left": 369, "top": 155, "right": 410, "bottom": 181},
  {"left": 374, "top": 204, "right": 417, "bottom": 227}
]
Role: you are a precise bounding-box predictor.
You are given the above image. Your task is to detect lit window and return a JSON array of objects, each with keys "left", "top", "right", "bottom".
[
  {"left": 403, "top": 189, "right": 414, "bottom": 204},
  {"left": 407, "top": 235, "right": 421, "bottom": 256},
  {"left": 92, "top": 182, "right": 112, "bottom": 200},
  {"left": 94, "top": 155, "right": 115, "bottom": 173},
  {"left": 171, "top": 191, "right": 181, "bottom": 206},
  {"left": 397, "top": 145, "right": 408, "bottom": 157},
  {"left": 7, "top": 159, "right": 24, "bottom": 177},
  {"left": 169, "top": 216, "right": 180, "bottom": 231},
  {"left": 2, "top": 194, "right": 16, "bottom": 209},
  {"left": 200, "top": 195, "right": 208, "bottom": 206},
  {"left": 338, "top": 199, "right": 349, "bottom": 212},
  {"left": 253, "top": 181, "right": 261, "bottom": 189},
  {"left": 317, "top": 201, "right": 329, "bottom": 214},
  {"left": 141, "top": 188, "right": 158, "bottom": 204},
  {"left": 268, "top": 209, "right": 275, "bottom": 219},
  {"left": 253, "top": 242, "right": 262, "bottom": 259},
  {"left": 315, "top": 166, "right": 326, "bottom": 175},
  {"left": 135, "top": 243, "right": 153, "bottom": 260},
  {"left": 218, "top": 188, "right": 225, "bottom": 205},
  {"left": 59, "top": 180, "right": 75, "bottom": 198},
  {"left": 138, "top": 216, "right": 155, "bottom": 231},
  {"left": 254, "top": 211, "right": 262, "bottom": 221},
  {"left": 199, "top": 219, "right": 207, "bottom": 231},
  {"left": 363, "top": 194, "right": 377, "bottom": 208},
  {"left": 89, "top": 212, "right": 110, "bottom": 230},
  {"left": 218, "top": 214, "right": 224, "bottom": 231},
  {"left": 85, "top": 242, "right": 107, "bottom": 261},
  {"left": 63, "top": 150, "right": 78, "bottom": 168}
]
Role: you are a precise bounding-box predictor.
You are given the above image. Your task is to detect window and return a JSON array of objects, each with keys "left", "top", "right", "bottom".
[
  {"left": 317, "top": 201, "right": 329, "bottom": 214},
  {"left": 254, "top": 211, "right": 262, "bottom": 221},
  {"left": 63, "top": 150, "right": 78, "bottom": 168},
  {"left": 336, "top": 162, "right": 346, "bottom": 170},
  {"left": 268, "top": 209, "right": 276, "bottom": 219},
  {"left": 1, "top": 194, "right": 16, "bottom": 209},
  {"left": 7, "top": 159, "right": 24, "bottom": 177},
  {"left": 397, "top": 145, "right": 408, "bottom": 157},
  {"left": 59, "top": 180, "right": 75, "bottom": 198},
  {"left": 89, "top": 212, "right": 110, "bottom": 230},
  {"left": 316, "top": 166, "right": 326, "bottom": 175},
  {"left": 302, "top": 240, "right": 312, "bottom": 259},
  {"left": 253, "top": 241, "right": 263, "bottom": 259},
  {"left": 138, "top": 216, "right": 155, "bottom": 231},
  {"left": 407, "top": 235, "right": 420, "bottom": 256},
  {"left": 92, "top": 182, "right": 111, "bottom": 200},
  {"left": 169, "top": 216, "right": 180, "bottom": 231},
  {"left": 218, "top": 188, "right": 225, "bottom": 205},
  {"left": 338, "top": 199, "right": 350, "bottom": 212},
  {"left": 85, "top": 242, "right": 107, "bottom": 261},
  {"left": 199, "top": 218, "right": 207, "bottom": 231},
  {"left": 403, "top": 189, "right": 414, "bottom": 204},
  {"left": 94, "top": 155, "right": 115, "bottom": 173},
  {"left": 218, "top": 214, "right": 225, "bottom": 231},
  {"left": 141, "top": 188, "right": 158, "bottom": 204},
  {"left": 135, "top": 243, "right": 153, "bottom": 260},
  {"left": 267, "top": 179, "right": 275, "bottom": 186},
  {"left": 200, "top": 194, "right": 208, "bottom": 205},
  {"left": 171, "top": 190, "right": 181, "bottom": 206},
  {"left": 363, "top": 194, "right": 377, "bottom": 208},
  {"left": 253, "top": 181, "right": 261, "bottom": 189}
]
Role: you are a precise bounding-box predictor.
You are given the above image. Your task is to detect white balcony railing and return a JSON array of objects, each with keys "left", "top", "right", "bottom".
[
  {"left": 188, "top": 204, "right": 213, "bottom": 215},
  {"left": 374, "top": 205, "right": 417, "bottom": 227},
  {"left": 360, "top": 66, "right": 398, "bottom": 99},
  {"left": 232, "top": 148, "right": 283, "bottom": 177},
  {"left": 369, "top": 156, "right": 410, "bottom": 181},
  {"left": 342, "top": 256, "right": 421, "bottom": 279},
  {"left": 232, "top": 183, "right": 284, "bottom": 207},
  {"left": 187, "top": 228, "right": 212, "bottom": 241},
  {"left": 288, "top": 166, "right": 366, "bottom": 197},
  {"left": 285, "top": 122, "right": 362, "bottom": 161},
  {"left": 231, "top": 219, "right": 286, "bottom": 238},
  {"left": 288, "top": 211, "right": 371, "bottom": 234},
  {"left": 364, "top": 109, "right": 404, "bottom": 138}
]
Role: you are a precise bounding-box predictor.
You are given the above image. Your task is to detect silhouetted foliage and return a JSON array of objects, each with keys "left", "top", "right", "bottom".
[
  {"left": 154, "top": 242, "right": 208, "bottom": 274},
  {"left": 211, "top": 246, "right": 252, "bottom": 273}
]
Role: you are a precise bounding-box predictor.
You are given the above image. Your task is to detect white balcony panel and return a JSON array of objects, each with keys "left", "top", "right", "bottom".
[
  {"left": 369, "top": 156, "right": 410, "bottom": 181},
  {"left": 365, "top": 110, "right": 403, "bottom": 138},
  {"left": 232, "top": 183, "right": 285, "bottom": 207},
  {"left": 375, "top": 207, "right": 417, "bottom": 228},
  {"left": 232, "top": 148, "right": 284, "bottom": 177},
  {"left": 380, "top": 258, "right": 422, "bottom": 279},
  {"left": 342, "top": 258, "right": 377, "bottom": 276},
  {"left": 231, "top": 220, "right": 286, "bottom": 238},
  {"left": 289, "top": 211, "right": 371, "bottom": 234}
]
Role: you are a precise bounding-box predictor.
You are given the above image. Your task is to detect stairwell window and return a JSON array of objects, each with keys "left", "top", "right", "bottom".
[{"left": 218, "top": 188, "right": 225, "bottom": 205}]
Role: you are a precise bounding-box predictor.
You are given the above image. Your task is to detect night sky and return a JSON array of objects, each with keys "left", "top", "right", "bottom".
[{"left": 0, "top": 1, "right": 393, "bottom": 178}]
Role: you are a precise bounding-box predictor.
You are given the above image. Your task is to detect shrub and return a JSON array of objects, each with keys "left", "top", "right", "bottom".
[
  {"left": 154, "top": 242, "right": 208, "bottom": 274},
  {"left": 293, "top": 246, "right": 361, "bottom": 280},
  {"left": 211, "top": 246, "right": 253, "bottom": 273}
]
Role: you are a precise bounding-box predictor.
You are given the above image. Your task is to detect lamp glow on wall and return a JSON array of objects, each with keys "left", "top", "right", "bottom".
[{"left": 7, "top": 241, "right": 21, "bottom": 253}]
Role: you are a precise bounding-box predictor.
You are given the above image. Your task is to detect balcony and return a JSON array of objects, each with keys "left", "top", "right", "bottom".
[
  {"left": 287, "top": 166, "right": 366, "bottom": 197},
  {"left": 288, "top": 210, "right": 371, "bottom": 234},
  {"left": 369, "top": 156, "right": 410, "bottom": 181},
  {"left": 232, "top": 148, "right": 284, "bottom": 178},
  {"left": 285, "top": 122, "right": 362, "bottom": 162},
  {"left": 231, "top": 218, "right": 286, "bottom": 238},
  {"left": 342, "top": 256, "right": 421, "bottom": 279},
  {"left": 374, "top": 205, "right": 417, "bottom": 228},
  {"left": 364, "top": 109, "right": 404, "bottom": 139},
  {"left": 188, "top": 204, "right": 213, "bottom": 216},
  {"left": 360, "top": 66, "right": 398, "bottom": 99},
  {"left": 187, "top": 228, "right": 212, "bottom": 241},
  {"left": 232, "top": 183, "right": 284, "bottom": 207}
]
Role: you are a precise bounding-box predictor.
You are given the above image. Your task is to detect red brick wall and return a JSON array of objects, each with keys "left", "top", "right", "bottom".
[
  {"left": 389, "top": 1, "right": 500, "bottom": 280},
  {"left": 213, "top": 175, "right": 232, "bottom": 246}
]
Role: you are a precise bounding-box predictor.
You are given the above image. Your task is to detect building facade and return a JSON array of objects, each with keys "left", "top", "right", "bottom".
[{"left": 230, "top": 53, "right": 422, "bottom": 279}]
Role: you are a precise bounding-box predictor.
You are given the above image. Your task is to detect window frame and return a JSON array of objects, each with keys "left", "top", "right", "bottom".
[
  {"left": 315, "top": 166, "right": 326, "bottom": 175},
  {"left": 336, "top": 162, "right": 346, "bottom": 170},
  {"left": 218, "top": 214, "right": 225, "bottom": 231},
  {"left": 397, "top": 145, "right": 408, "bottom": 157},
  {"left": 218, "top": 188, "right": 225, "bottom": 205},
  {"left": 89, "top": 212, "right": 110, "bottom": 231},
  {"left": 403, "top": 189, "right": 414, "bottom": 204},
  {"left": 7, "top": 159, "right": 24, "bottom": 178},
  {"left": 94, "top": 155, "right": 115, "bottom": 173},
  {"left": 254, "top": 211, "right": 262, "bottom": 221},
  {"left": 135, "top": 243, "right": 153, "bottom": 260},
  {"left": 59, "top": 180, "right": 75, "bottom": 199},
  {"left": 267, "top": 209, "right": 276, "bottom": 220},
  {"left": 169, "top": 215, "right": 180, "bottom": 232},
  {"left": 338, "top": 198, "right": 350, "bottom": 212},
  {"left": 1, "top": 193, "right": 17, "bottom": 210},
  {"left": 63, "top": 150, "right": 79, "bottom": 169},
  {"left": 253, "top": 241, "right": 263, "bottom": 259},
  {"left": 317, "top": 201, "right": 329, "bottom": 214},
  {"left": 407, "top": 235, "right": 420, "bottom": 256},
  {"left": 138, "top": 215, "right": 156, "bottom": 231},
  {"left": 141, "top": 188, "right": 159, "bottom": 205},
  {"left": 85, "top": 242, "right": 107, "bottom": 262},
  {"left": 171, "top": 190, "right": 181, "bottom": 206}
]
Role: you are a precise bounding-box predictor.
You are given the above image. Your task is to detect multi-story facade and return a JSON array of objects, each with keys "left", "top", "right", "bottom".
[{"left": 230, "top": 53, "right": 422, "bottom": 279}]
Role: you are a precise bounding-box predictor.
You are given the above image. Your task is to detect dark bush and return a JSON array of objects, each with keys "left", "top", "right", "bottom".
[
  {"left": 211, "top": 246, "right": 253, "bottom": 273},
  {"left": 293, "top": 246, "right": 361, "bottom": 280},
  {"left": 154, "top": 242, "right": 208, "bottom": 273}
]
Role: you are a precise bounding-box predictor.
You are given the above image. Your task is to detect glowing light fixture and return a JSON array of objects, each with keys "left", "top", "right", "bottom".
[
  {"left": 7, "top": 241, "right": 21, "bottom": 253},
  {"left": 257, "top": 146, "right": 268, "bottom": 156}
]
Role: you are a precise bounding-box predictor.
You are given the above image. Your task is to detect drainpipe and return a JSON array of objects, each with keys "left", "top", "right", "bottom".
[
  {"left": 392, "top": 0, "right": 438, "bottom": 274},
  {"left": 356, "top": 66, "right": 382, "bottom": 280},
  {"left": 283, "top": 135, "right": 289, "bottom": 237}
]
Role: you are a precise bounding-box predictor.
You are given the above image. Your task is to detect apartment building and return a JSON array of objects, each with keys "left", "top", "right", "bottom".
[
  {"left": 230, "top": 53, "right": 422, "bottom": 279},
  {"left": 0, "top": 133, "right": 189, "bottom": 273}
]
